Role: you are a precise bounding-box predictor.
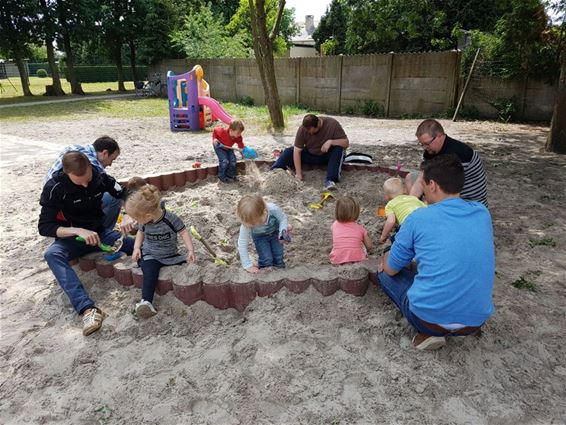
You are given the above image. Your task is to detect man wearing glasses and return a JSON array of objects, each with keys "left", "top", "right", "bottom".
[{"left": 408, "top": 119, "right": 488, "bottom": 206}]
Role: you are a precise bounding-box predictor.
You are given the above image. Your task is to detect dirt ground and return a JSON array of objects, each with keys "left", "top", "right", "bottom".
[{"left": 1, "top": 114, "right": 565, "bottom": 424}]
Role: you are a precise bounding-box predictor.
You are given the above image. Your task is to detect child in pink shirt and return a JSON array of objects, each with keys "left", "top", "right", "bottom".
[{"left": 329, "top": 196, "right": 373, "bottom": 265}]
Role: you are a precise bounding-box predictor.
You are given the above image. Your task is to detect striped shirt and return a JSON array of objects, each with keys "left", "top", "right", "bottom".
[
  {"left": 424, "top": 136, "right": 488, "bottom": 207},
  {"left": 140, "top": 210, "right": 187, "bottom": 265},
  {"left": 44, "top": 144, "right": 104, "bottom": 184}
]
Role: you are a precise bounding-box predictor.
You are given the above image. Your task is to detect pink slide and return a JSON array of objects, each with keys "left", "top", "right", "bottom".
[{"left": 198, "top": 96, "right": 233, "bottom": 124}]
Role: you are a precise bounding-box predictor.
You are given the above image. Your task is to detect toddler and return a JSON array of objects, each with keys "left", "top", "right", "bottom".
[
  {"left": 379, "top": 177, "right": 426, "bottom": 244},
  {"left": 212, "top": 119, "right": 245, "bottom": 183},
  {"left": 237, "top": 195, "right": 289, "bottom": 273},
  {"left": 329, "top": 196, "right": 373, "bottom": 265},
  {"left": 125, "top": 184, "right": 196, "bottom": 318}
]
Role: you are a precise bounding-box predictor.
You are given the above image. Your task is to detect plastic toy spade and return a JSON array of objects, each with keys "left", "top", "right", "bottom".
[
  {"left": 190, "top": 226, "right": 229, "bottom": 266},
  {"left": 308, "top": 192, "right": 335, "bottom": 209},
  {"left": 242, "top": 146, "right": 257, "bottom": 160},
  {"left": 75, "top": 236, "right": 114, "bottom": 253}
]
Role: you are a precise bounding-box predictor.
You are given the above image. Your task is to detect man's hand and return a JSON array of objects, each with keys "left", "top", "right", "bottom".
[
  {"left": 75, "top": 228, "right": 101, "bottom": 246},
  {"left": 132, "top": 247, "right": 141, "bottom": 261},
  {"left": 379, "top": 236, "right": 388, "bottom": 244},
  {"left": 320, "top": 140, "right": 333, "bottom": 153},
  {"left": 295, "top": 172, "right": 304, "bottom": 181},
  {"left": 187, "top": 251, "right": 196, "bottom": 263},
  {"left": 246, "top": 266, "right": 260, "bottom": 273},
  {"left": 119, "top": 214, "right": 136, "bottom": 234}
]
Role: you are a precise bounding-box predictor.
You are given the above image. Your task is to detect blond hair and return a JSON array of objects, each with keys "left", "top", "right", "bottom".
[
  {"left": 383, "top": 177, "right": 404, "bottom": 197},
  {"left": 127, "top": 176, "right": 147, "bottom": 191},
  {"left": 125, "top": 184, "right": 161, "bottom": 218},
  {"left": 237, "top": 195, "right": 266, "bottom": 226},
  {"left": 229, "top": 119, "right": 245, "bottom": 132},
  {"left": 335, "top": 196, "right": 360, "bottom": 223}
]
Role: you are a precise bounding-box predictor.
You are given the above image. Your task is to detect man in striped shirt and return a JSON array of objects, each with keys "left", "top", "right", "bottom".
[{"left": 408, "top": 120, "right": 488, "bottom": 207}]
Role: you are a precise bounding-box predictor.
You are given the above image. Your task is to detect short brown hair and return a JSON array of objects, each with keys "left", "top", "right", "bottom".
[
  {"left": 127, "top": 176, "right": 147, "bottom": 191},
  {"left": 420, "top": 154, "right": 464, "bottom": 194},
  {"left": 416, "top": 119, "right": 445, "bottom": 138},
  {"left": 237, "top": 195, "right": 267, "bottom": 226},
  {"left": 62, "top": 151, "right": 90, "bottom": 176},
  {"left": 302, "top": 114, "right": 319, "bottom": 129},
  {"left": 229, "top": 119, "right": 245, "bottom": 132},
  {"left": 125, "top": 184, "right": 162, "bottom": 218},
  {"left": 335, "top": 196, "right": 360, "bottom": 223}
]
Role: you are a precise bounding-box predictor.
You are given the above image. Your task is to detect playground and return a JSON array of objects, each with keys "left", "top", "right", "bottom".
[{"left": 1, "top": 100, "right": 565, "bottom": 423}]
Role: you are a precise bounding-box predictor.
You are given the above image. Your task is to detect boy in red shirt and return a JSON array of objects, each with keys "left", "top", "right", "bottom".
[{"left": 212, "top": 120, "right": 245, "bottom": 183}]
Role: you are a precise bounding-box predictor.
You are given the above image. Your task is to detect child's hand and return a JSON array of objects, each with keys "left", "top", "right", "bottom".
[
  {"left": 187, "top": 251, "right": 196, "bottom": 263},
  {"left": 132, "top": 248, "right": 141, "bottom": 261},
  {"left": 379, "top": 236, "right": 388, "bottom": 244},
  {"left": 119, "top": 215, "right": 137, "bottom": 234},
  {"left": 246, "top": 266, "right": 260, "bottom": 273}
]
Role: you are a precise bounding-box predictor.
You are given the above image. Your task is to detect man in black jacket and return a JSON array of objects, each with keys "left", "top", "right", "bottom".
[{"left": 39, "top": 151, "right": 134, "bottom": 336}]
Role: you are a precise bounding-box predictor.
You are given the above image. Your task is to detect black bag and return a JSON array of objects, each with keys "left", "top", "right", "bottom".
[{"left": 343, "top": 152, "right": 373, "bottom": 164}]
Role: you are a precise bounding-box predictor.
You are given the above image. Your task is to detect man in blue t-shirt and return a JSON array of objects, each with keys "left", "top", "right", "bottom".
[{"left": 378, "top": 154, "right": 495, "bottom": 350}]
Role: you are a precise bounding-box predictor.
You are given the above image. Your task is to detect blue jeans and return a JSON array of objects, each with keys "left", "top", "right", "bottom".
[
  {"left": 214, "top": 144, "right": 237, "bottom": 180},
  {"left": 378, "top": 268, "right": 447, "bottom": 337},
  {"left": 140, "top": 258, "right": 185, "bottom": 303},
  {"left": 253, "top": 232, "right": 285, "bottom": 268},
  {"left": 271, "top": 146, "right": 345, "bottom": 183},
  {"left": 44, "top": 228, "right": 134, "bottom": 315},
  {"left": 102, "top": 192, "right": 121, "bottom": 230}
]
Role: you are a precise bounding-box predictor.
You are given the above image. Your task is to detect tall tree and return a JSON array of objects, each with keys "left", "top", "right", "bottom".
[
  {"left": 39, "top": 0, "right": 65, "bottom": 96},
  {"left": 100, "top": 0, "right": 128, "bottom": 91},
  {"left": 312, "top": 0, "right": 349, "bottom": 55},
  {"left": 0, "top": 0, "right": 39, "bottom": 96},
  {"left": 248, "top": 0, "right": 285, "bottom": 129}
]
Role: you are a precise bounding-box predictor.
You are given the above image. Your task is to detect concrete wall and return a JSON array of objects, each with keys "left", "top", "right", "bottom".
[{"left": 152, "top": 52, "right": 555, "bottom": 121}]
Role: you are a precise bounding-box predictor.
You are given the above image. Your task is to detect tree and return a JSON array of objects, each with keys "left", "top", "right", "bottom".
[
  {"left": 0, "top": 0, "right": 40, "bottom": 96},
  {"left": 39, "top": 0, "right": 65, "bottom": 96},
  {"left": 100, "top": 0, "right": 129, "bottom": 91},
  {"left": 171, "top": 3, "right": 248, "bottom": 58},
  {"left": 248, "top": 0, "right": 285, "bottom": 129},
  {"left": 313, "top": 0, "right": 349, "bottom": 54}
]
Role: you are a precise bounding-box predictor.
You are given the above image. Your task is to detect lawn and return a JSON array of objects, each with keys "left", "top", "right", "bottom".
[{"left": 0, "top": 76, "right": 135, "bottom": 105}]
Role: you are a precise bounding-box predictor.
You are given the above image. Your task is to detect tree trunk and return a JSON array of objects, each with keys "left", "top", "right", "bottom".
[
  {"left": 128, "top": 39, "right": 139, "bottom": 83},
  {"left": 248, "top": 0, "right": 285, "bottom": 130},
  {"left": 45, "top": 37, "right": 65, "bottom": 96},
  {"left": 13, "top": 51, "right": 32, "bottom": 96},
  {"left": 113, "top": 45, "right": 126, "bottom": 92},
  {"left": 62, "top": 32, "right": 84, "bottom": 95},
  {"left": 545, "top": 50, "right": 566, "bottom": 154}
]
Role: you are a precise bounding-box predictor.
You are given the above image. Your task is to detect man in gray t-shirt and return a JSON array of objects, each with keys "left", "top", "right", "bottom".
[{"left": 271, "top": 114, "right": 349, "bottom": 190}]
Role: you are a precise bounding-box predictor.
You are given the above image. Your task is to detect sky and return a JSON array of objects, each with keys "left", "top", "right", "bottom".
[{"left": 285, "top": 0, "right": 331, "bottom": 23}]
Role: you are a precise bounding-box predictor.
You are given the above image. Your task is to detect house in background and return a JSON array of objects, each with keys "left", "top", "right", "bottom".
[{"left": 289, "top": 15, "right": 318, "bottom": 57}]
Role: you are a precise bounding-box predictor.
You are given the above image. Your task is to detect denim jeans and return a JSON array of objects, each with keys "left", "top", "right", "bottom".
[
  {"left": 214, "top": 144, "right": 237, "bottom": 180},
  {"left": 377, "top": 268, "right": 446, "bottom": 337},
  {"left": 44, "top": 228, "right": 134, "bottom": 315},
  {"left": 102, "top": 192, "right": 121, "bottom": 230},
  {"left": 271, "top": 146, "right": 345, "bottom": 183},
  {"left": 253, "top": 231, "right": 285, "bottom": 268},
  {"left": 140, "top": 258, "right": 185, "bottom": 303}
]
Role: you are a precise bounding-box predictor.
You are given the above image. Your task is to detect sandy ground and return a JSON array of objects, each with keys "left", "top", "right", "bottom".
[{"left": 1, "top": 113, "right": 565, "bottom": 424}]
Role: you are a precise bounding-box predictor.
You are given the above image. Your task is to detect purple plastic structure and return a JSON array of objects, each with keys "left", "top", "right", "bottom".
[{"left": 168, "top": 67, "right": 200, "bottom": 131}]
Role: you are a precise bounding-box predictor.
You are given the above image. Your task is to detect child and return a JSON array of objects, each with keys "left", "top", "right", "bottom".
[
  {"left": 329, "top": 196, "right": 373, "bottom": 265},
  {"left": 212, "top": 119, "right": 245, "bottom": 183},
  {"left": 237, "top": 195, "right": 289, "bottom": 273},
  {"left": 379, "top": 177, "right": 426, "bottom": 244},
  {"left": 125, "top": 184, "right": 196, "bottom": 318}
]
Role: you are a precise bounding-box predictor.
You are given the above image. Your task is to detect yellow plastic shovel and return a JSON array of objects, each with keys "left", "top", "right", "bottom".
[
  {"left": 308, "top": 192, "right": 335, "bottom": 209},
  {"left": 190, "top": 226, "right": 229, "bottom": 266}
]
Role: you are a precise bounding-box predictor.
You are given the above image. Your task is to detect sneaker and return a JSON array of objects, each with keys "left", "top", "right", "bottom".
[
  {"left": 324, "top": 180, "right": 337, "bottom": 191},
  {"left": 228, "top": 176, "right": 239, "bottom": 182},
  {"left": 135, "top": 300, "right": 157, "bottom": 319},
  {"left": 82, "top": 307, "right": 105, "bottom": 336},
  {"left": 412, "top": 333, "right": 446, "bottom": 350},
  {"left": 218, "top": 177, "right": 231, "bottom": 183}
]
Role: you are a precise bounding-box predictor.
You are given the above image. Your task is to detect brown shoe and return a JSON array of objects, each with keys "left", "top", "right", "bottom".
[
  {"left": 82, "top": 307, "right": 105, "bottom": 336},
  {"left": 412, "top": 333, "right": 446, "bottom": 350}
]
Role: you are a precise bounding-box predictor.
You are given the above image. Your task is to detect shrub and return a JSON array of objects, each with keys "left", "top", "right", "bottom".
[
  {"left": 362, "top": 100, "right": 384, "bottom": 117},
  {"left": 489, "top": 97, "right": 518, "bottom": 123},
  {"left": 236, "top": 95, "right": 254, "bottom": 106},
  {"left": 36, "top": 68, "right": 48, "bottom": 78}
]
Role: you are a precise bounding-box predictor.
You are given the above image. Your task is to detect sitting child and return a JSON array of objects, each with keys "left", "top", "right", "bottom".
[
  {"left": 212, "top": 119, "right": 245, "bottom": 183},
  {"left": 237, "top": 195, "right": 290, "bottom": 273},
  {"left": 329, "top": 196, "right": 373, "bottom": 265},
  {"left": 125, "top": 184, "right": 196, "bottom": 318},
  {"left": 379, "top": 177, "right": 426, "bottom": 244}
]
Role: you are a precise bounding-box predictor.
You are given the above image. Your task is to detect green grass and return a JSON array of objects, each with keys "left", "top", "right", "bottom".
[
  {"left": 0, "top": 76, "right": 135, "bottom": 105},
  {"left": 511, "top": 276, "right": 537, "bottom": 292},
  {"left": 528, "top": 237, "right": 557, "bottom": 248}
]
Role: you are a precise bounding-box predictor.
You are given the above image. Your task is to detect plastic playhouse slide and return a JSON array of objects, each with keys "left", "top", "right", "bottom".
[{"left": 198, "top": 96, "right": 232, "bottom": 125}]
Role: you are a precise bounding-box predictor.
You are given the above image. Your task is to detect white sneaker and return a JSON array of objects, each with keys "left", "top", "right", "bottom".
[
  {"left": 82, "top": 307, "right": 105, "bottom": 336},
  {"left": 324, "top": 180, "right": 337, "bottom": 190},
  {"left": 135, "top": 300, "right": 157, "bottom": 319}
]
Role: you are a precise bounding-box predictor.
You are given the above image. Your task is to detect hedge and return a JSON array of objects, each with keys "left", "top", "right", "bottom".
[
  {"left": 28, "top": 62, "right": 50, "bottom": 76},
  {"left": 63, "top": 65, "right": 149, "bottom": 83}
]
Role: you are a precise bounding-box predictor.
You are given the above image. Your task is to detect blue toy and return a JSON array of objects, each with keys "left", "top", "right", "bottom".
[{"left": 242, "top": 146, "right": 258, "bottom": 159}]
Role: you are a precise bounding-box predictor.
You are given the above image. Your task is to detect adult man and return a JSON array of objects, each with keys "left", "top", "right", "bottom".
[
  {"left": 272, "top": 114, "right": 349, "bottom": 190},
  {"left": 378, "top": 154, "right": 495, "bottom": 350},
  {"left": 39, "top": 152, "right": 134, "bottom": 336},
  {"left": 45, "top": 136, "right": 126, "bottom": 230},
  {"left": 408, "top": 119, "right": 488, "bottom": 206}
]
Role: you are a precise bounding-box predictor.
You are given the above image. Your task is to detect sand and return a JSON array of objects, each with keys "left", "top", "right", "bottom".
[{"left": 1, "top": 115, "right": 565, "bottom": 424}]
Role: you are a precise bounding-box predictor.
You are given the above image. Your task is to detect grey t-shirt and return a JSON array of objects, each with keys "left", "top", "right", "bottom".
[{"left": 141, "top": 209, "right": 186, "bottom": 265}]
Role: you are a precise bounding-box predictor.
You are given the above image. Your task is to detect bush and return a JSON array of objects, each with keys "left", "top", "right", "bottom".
[
  {"left": 362, "top": 100, "right": 384, "bottom": 117},
  {"left": 236, "top": 95, "right": 254, "bottom": 106},
  {"left": 489, "top": 97, "right": 518, "bottom": 123},
  {"left": 36, "top": 69, "right": 48, "bottom": 78}
]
